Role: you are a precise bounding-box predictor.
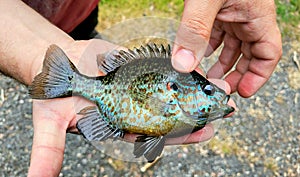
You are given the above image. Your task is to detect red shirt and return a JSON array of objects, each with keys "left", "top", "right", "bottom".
[{"left": 22, "top": 0, "right": 99, "bottom": 33}]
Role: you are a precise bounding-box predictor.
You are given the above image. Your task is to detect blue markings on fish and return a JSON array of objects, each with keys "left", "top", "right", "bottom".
[{"left": 29, "top": 43, "right": 234, "bottom": 162}]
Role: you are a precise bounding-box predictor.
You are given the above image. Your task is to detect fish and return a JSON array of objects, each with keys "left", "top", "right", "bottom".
[{"left": 29, "top": 43, "right": 234, "bottom": 162}]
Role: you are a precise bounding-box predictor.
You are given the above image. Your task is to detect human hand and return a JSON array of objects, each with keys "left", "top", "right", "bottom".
[
  {"left": 172, "top": 0, "right": 282, "bottom": 97},
  {"left": 28, "top": 39, "right": 119, "bottom": 176}
]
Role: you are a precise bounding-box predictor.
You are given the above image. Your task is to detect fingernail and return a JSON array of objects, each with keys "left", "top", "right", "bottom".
[{"left": 172, "top": 48, "right": 196, "bottom": 72}]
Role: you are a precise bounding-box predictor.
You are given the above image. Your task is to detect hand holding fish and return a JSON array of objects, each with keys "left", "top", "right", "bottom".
[
  {"left": 1, "top": 0, "right": 282, "bottom": 175},
  {"left": 28, "top": 40, "right": 235, "bottom": 176},
  {"left": 172, "top": 0, "right": 282, "bottom": 98}
]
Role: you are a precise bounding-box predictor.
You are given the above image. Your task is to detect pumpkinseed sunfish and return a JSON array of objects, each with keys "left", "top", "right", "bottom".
[{"left": 29, "top": 43, "right": 234, "bottom": 162}]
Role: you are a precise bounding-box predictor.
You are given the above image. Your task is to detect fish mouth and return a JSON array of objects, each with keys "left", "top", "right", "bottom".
[
  {"left": 222, "top": 95, "right": 234, "bottom": 116},
  {"left": 224, "top": 105, "right": 235, "bottom": 116},
  {"left": 223, "top": 95, "right": 230, "bottom": 104},
  {"left": 203, "top": 95, "right": 234, "bottom": 123}
]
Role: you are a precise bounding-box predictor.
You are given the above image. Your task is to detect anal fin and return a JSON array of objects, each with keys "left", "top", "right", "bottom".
[
  {"left": 76, "top": 106, "right": 124, "bottom": 141},
  {"left": 133, "top": 136, "right": 166, "bottom": 163}
]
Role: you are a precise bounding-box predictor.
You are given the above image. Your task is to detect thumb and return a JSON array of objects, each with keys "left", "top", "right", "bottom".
[{"left": 172, "top": 0, "right": 224, "bottom": 72}]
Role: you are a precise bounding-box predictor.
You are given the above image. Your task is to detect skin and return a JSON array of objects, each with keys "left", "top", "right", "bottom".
[
  {"left": 0, "top": 0, "right": 280, "bottom": 176},
  {"left": 172, "top": 0, "right": 282, "bottom": 98}
]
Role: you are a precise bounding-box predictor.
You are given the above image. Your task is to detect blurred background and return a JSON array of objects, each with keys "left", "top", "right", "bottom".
[{"left": 1, "top": 0, "right": 299, "bottom": 176}]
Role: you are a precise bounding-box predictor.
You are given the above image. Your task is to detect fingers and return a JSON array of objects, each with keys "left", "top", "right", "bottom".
[
  {"left": 226, "top": 25, "right": 282, "bottom": 97},
  {"left": 208, "top": 78, "right": 231, "bottom": 94},
  {"left": 125, "top": 124, "right": 215, "bottom": 145},
  {"left": 28, "top": 101, "right": 69, "bottom": 177},
  {"left": 124, "top": 124, "right": 214, "bottom": 145},
  {"left": 172, "top": 0, "right": 225, "bottom": 72},
  {"left": 207, "top": 33, "right": 241, "bottom": 79},
  {"left": 205, "top": 20, "right": 225, "bottom": 57},
  {"left": 166, "top": 124, "right": 214, "bottom": 145}
]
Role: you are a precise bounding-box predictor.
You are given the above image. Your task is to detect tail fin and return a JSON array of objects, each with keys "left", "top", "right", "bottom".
[{"left": 29, "top": 44, "right": 76, "bottom": 99}]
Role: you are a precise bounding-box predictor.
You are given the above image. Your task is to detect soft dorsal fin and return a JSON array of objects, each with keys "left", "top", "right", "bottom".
[{"left": 97, "top": 43, "right": 171, "bottom": 74}]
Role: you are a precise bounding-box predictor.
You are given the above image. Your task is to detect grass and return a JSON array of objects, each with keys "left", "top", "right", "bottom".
[
  {"left": 275, "top": 0, "right": 300, "bottom": 40},
  {"left": 97, "top": 0, "right": 183, "bottom": 31},
  {"left": 276, "top": 0, "right": 300, "bottom": 26},
  {"left": 97, "top": 0, "right": 300, "bottom": 40}
]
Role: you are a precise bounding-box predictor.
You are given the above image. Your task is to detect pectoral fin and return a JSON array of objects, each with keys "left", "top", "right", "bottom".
[
  {"left": 133, "top": 135, "right": 166, "bottom": 162},
  {"left": 76, "top": 106, "right": 124, "bottom": 141}
]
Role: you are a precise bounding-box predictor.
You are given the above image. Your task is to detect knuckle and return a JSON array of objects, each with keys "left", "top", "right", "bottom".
[
  {"left": 277, "top": 44, "right": 283, "bottom": 59},
  {"left": 184, "top": 17, "right": 211, "bottom": 40},
  {"left": 270, "top": 31, "right": 283, "bottom": 60}
]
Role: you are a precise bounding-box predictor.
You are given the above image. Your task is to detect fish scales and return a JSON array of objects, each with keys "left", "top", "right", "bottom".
[
  {"left": 29, "top": 43, "right": 234, "bottom": 162},
  {"left": 70, "top": 58, "right": 177, "bottom": 135}
]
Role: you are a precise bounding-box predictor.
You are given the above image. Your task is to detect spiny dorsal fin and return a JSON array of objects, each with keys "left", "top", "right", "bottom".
[{"left": 97, "top": 43, "right": 171, "bottom": 74}]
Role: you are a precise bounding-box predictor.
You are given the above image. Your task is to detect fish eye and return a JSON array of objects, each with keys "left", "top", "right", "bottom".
[
  {"left": 167, "top": 82, "right": 178, "bottom": 91},
  {"left": 203, "top": 84, "right": 215, "bottom": 95}
]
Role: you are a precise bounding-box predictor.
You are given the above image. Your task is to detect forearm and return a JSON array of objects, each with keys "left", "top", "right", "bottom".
[{"left": 0, "top": 0, "right": 74, "bottom": 85}]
